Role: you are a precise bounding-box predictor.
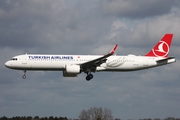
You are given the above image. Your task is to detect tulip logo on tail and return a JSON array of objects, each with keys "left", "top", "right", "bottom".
[
  {"left": 145, "top": 34, "right": 173, "bottom": 58},
  {"left": 152, "top": 41, "right": 169, "bottom": 57}
]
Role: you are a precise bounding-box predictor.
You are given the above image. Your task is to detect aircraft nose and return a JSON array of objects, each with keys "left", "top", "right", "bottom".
[{"left": 5, "top": 61, "right": 11, "bottom": 68}]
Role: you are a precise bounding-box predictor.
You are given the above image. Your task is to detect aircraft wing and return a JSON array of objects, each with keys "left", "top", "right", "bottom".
[{"left": 80, "top": 44, "right": 118, "bottom": 72}]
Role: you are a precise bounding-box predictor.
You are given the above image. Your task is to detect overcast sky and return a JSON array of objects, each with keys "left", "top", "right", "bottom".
[{"left": 1, "top": 0, "right": 180, "bottom": 119}]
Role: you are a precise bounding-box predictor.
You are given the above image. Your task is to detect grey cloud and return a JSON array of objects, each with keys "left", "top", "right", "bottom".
[
  {"left": 0, "top": 0, "right": 66, "bottom": 49},
  {"left": 0, "top": 0, "right": 112, "bottom": 55},
  {"left": 102, "top": 0, "right": 177, "bottom": 19}
]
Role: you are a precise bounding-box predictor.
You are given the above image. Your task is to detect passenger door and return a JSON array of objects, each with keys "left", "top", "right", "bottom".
[{"left": 22, "top": 55, "right": 27, "bottom": 64}]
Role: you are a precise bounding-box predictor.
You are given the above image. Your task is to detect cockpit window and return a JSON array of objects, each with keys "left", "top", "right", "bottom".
[{"left": 10, "top": 58, "right": 17, "bottom": 60}]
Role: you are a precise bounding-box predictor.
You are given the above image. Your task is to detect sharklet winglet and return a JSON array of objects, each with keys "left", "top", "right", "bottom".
[{"left": 110, "top": 44, "right": 118, "bottom": 54}]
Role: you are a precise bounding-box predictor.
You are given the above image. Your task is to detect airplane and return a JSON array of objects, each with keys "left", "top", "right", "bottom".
[{"left": 5, "top": 34, "right": 176, "bottom": 81}]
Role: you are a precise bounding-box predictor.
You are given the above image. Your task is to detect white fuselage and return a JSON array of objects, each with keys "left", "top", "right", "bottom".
[
  {"left": 5, "top": 54, "right": 175, "bottom": 72},
  {"left": 4, "top": 34, "right": 176, "bottom": 80}
]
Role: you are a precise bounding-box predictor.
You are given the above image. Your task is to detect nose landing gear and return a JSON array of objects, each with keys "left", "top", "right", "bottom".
[{"left": 22, "top": 70, "right": 26, "bottom": 79}]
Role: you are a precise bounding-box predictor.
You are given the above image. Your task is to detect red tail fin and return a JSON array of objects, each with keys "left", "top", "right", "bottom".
[{"left": 145, "top": 34, "right": 173, "bottom": 58}]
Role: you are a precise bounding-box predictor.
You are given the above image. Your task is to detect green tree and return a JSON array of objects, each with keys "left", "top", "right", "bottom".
[
  {"left": 34, "top": 116, "right": 39, "bottom": 120},
  {"left": 27, "top": 116, "right": 33, "bottom": 120},
  {"left": 0, "top": 116, "right": 8, "bottom": 120},
  {"left": 49, "top": 116, "right": 54, "bottom": 120}
]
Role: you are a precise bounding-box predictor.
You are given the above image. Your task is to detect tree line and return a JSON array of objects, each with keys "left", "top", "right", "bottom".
[
  {"left": 0, "top": 116, "right": 68, "bottom": 120},
  {"left": 0, "top": 107, "right": 179, "bottom": 120},
  {"left": 0, "top": 116, "right": 180, "bottom": 120}
]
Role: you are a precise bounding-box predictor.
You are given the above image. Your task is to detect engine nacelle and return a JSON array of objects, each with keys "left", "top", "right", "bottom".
[
  {"left": 66, "top": 64, "right": 81, "bottom": 73},
  {"left": 63, "top": 71, "right": 78, "bottom": 77},
  {"left": 63, "top": 64, "right": 81, "bottom": 77}
]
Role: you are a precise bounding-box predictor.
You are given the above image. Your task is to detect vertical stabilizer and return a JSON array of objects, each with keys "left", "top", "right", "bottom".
[{"left": 145, "top": 34, "right": 173, "bottom": 58}]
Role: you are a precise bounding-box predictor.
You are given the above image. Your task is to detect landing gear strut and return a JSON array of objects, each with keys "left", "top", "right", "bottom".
[
  {"left": 86, "top": 73, "right": 93, "bottom": 81},
  {"left": 22, "top": 70, "right": 26, "bottom": 79}
]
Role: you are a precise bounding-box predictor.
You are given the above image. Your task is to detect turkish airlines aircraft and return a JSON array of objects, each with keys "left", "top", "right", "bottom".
[{"left": 5, "top": 34, "right": 176, "bottom": 81}]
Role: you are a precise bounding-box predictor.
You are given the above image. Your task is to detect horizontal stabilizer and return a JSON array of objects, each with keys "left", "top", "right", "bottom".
[{"left": 156, "top": 57, "right": 176, "bottom": 65}]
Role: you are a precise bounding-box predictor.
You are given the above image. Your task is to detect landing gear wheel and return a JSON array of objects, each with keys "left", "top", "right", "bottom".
[
  {"left": 88, "top": 74, "right": 93, "bottom": 79},
  {"left": 86, "top": 74, "right": 93, "bottom": 81},
  {"left": 86, "top": 76, "right": 90, "bottom": 81},
  {"left": 22, "top": 75, "right": 26, "bottom": 79}
]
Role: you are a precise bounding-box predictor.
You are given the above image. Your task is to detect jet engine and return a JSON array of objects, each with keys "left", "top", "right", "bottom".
[{"left": 63, "top": 64, "right": 81, "bottom": 77}]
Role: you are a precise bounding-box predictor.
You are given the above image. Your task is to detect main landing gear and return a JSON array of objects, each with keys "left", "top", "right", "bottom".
[
  {"left": 86, "top": 73, "right": 93, "bottom": 81},
  {"left": 22, "top": 70, "right": 26, "bottom": 79}
]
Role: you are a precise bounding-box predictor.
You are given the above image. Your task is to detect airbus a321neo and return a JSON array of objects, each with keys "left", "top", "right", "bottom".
[{"left": 5, "top": 34, "right": 176, "bottom": 81}]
